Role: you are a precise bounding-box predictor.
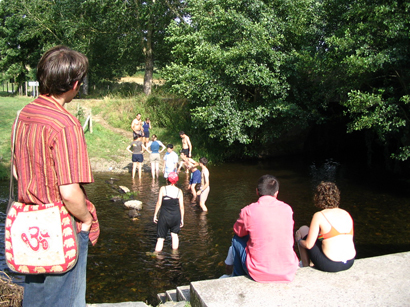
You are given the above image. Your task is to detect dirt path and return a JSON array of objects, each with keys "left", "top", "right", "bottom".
[{"left": 67, "top": 100, "right": 149, "bottom": 174}]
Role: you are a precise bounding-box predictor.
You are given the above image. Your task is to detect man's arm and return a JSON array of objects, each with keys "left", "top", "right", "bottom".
[
  {"left": 60, "top": 183, "right": 93, "bottom": 231},
  {"left": 187, "top": 137, "right": 192, "bottom": 157},
  {"left": 233, "top": 208, "right": 248, "bottom": 237}
]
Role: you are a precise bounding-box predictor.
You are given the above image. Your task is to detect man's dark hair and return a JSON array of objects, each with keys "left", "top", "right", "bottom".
[
  {"left": 179, "top": 131, "right": 185, "bottom": 135},
  {"left": 37, "top": 45, "right": 88, "bottom": 96},
  {"left": 199, "top": 157, "right": 208, "bottom": 165},
  {"left": 167, "top": 144, "right": 173, "bottom": 149},
  {"left": 257, "top": 175, "right": 279, "bottom": 196}
]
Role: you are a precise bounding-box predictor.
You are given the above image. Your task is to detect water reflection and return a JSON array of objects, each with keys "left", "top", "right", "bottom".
[{"left": 0, "top": 158, "right": 409, "bottom": 305}]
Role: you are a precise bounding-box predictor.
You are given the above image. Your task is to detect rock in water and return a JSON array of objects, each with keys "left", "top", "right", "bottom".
[
  {"left": 119, "top": 185, "right": 130, "bottom": 193},
  {"left": 128, "top": 209, "right": 141, "bottom": 218},
  {"left": 124, "top": 200, "right": 143, "bottom": 210}
]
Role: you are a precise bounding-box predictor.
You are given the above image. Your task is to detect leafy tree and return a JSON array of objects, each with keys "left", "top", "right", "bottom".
[
  {"left": 162, "top": 0, "right": 315, "bottom": 154},
  {"left": 319, "top": 0, "right": 410, "bottom": 164}
]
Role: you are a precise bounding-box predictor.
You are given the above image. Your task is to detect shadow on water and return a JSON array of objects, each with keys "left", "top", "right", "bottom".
[{"left": 0, "top": 155, "right": 409, "bottom": 305}]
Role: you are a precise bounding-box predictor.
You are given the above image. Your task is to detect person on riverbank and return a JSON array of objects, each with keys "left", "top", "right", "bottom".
[
  {"left": 12, "top": 45, "right": 100, "bottom": 307},
  {"left": 197, "top": 157, "right": 210, "bottom": 211},
  {"left": 127, "top": 134, "right": 148, "bottom": 179},
  {"left": 177, "top": 151, "right": 198, "bottom": 174},
  {"left": 295, "top": 182, "right": 356, "bottom": 272},
  {"left": 131, "top": 113, "right": 143, "bottom": 139},
  {"left": 142, "top": 118, "right": 151, "bottom": 146},
  {"left": 146, "top": 134, "right": 166, "bottom": 179},
  {"left": 153, "top": 172, "right": 184, "bottom": 251},
  {"left": 227, "top": 174, "right": 299, "bottom": 282},
  {"left": 163, "top": 144, "right": 179, "bottom": 179},
  {"left": 188, "top": 164, "right": 201, "bottom": 204},
  {"left": 179, "top": 131, "right": 192, "bottom": 158}
]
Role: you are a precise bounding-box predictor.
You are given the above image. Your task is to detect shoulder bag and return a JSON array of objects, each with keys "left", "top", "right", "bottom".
[{"left": 5, "top": 111, "right": 79, "bottom": 274}]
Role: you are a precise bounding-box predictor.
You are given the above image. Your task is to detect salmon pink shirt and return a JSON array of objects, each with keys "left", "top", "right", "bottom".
[{"left": 233, "top": 195, "right": 299, "bottom": 282}]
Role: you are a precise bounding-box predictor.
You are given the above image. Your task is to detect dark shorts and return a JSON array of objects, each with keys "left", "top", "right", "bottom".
[
  {"left": 144, "top": 131, "right": 150, "bottom": 138},
  {"left": 132, "top": 154, "right": 143, "bottom": 163},
  {"left": 133, "top": 131, "right": 143, "bottom": 139},
  {"left": 157, "top": 214, "right": 181, "bottom": 238},
  {"left": 304, "top": 235, "right": 354, "bottom": 272},
  {"left": 181, "top": 148, "right": 190, "bottom": 156}
]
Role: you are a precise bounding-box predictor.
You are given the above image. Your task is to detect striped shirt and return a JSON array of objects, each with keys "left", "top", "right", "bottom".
[{"left": 12, "top": 95, "right": 94, "bottom": 205}]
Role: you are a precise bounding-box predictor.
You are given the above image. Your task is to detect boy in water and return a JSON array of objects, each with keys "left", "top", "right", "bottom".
[
  {"left": 188, "top": 164, "right": 201, "bottom": 204},
  {"left": 197, "top": 157, "right": 210, "bottom": 211},
  {"left": 177, "top": 151, "right": 198, "bottom": 174},
  {"left": 163, "top": 144, "right": 179, "bottom": 178}
]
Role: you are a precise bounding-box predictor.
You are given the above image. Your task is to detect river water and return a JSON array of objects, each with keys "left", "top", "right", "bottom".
[{"left": 1, "top": 156, "right": 409, "bottom": 305}]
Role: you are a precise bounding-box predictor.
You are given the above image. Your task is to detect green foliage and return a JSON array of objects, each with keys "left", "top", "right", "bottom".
[{"left": 163, "top": 0, "right": 310, "bottom": 149}]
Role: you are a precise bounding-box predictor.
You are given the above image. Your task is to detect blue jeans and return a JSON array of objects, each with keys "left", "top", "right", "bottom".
[
  {"left": 23, "top": 231, "right": 90, "bottom": 307},
  {"left": 231, "top": 234, "right": 250, "bottom": 277}
]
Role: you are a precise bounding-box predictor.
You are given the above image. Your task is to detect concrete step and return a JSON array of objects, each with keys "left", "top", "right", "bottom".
[
  {"left": 176, "top": 285, "right": 190, "bottom": 302},
  {"left": 190, "top": 252, "right": 410, "bottom": 307},
  {"left": 157, "top": 293, "right": 167, "bottom": 304},
  {"left": 165, "top": 289, "right": 177, "bottom": 302},
  {"left": 160, "top": 302, "right": 188, "bottom": 307},
  {"left": 86, "top": 302, "right": 149, "bottom": 307}
]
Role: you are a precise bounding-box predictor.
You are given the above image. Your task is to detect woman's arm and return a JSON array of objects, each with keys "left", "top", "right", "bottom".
[
  {"left": 299, "top": 212, "right": 321, "bottom": 249},
  {"left": 153, "top": 187, "right": 164, "bottom": 223},
  {"left": 126, "top": 145, "right": 133, "bottom": 154},
  {"left": 179, "top": 189, "right": 184, "bottom": 227}
]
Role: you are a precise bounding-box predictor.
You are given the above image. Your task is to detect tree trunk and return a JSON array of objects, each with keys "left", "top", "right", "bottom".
[{"left": 143, "top": 28, "right": 153, "bottom": 96}]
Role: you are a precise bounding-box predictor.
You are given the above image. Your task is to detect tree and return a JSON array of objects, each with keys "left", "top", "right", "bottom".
[
  {"left": 162, "top": 0, "right": 315, "bottom": 152},
  {"left": 318, "top": 0, "right": 410, "bottom": 165}
]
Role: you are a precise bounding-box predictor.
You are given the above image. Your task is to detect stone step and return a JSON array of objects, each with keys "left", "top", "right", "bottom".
[
  {"left": 160, "top": 301, "right": 188, "bottom": 307},
  {"left": 157, "top": 293, "right": 167, "bottom": 304},
  {"left": 189, "top": 252, "right": 410, "bottom": 307},
  {"left": 176, "top": 285, "right": 190, "bottom": 302},
  {"left": 86, "top": 302, "right": 149, "bottom": 307},
  {"left": 165, "top": 289, "right": 177, "bottom": 302}
]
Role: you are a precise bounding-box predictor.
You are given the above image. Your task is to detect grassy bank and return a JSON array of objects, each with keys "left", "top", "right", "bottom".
[
  {"left": 0, "top": 91, "right": 212, "bottom": 179},
  {"left": 0, "top": 95, "right": 32, "bottom": 179}
]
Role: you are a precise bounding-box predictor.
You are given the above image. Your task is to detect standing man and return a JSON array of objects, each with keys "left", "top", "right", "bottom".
[
  {"left": 179, "top": 131, "right": 192, "bottom": 158},
  {"left": 229, "top": 175, "right": 298, "bottom": 282},
  {"left": 163, "top": 144, "right": 179, "bottom": 179},
  {"left": 131, "top": 113, "right": 143, "bottom": 138},
  {"left": 11, "top": 46, "right": 99, "bottom": 307},
  {"left": 197, "top": 157, "right": 210, "bottom": 211}
]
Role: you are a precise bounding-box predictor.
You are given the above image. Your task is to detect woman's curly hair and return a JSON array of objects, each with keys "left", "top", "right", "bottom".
[{"left": 314, "top": 182, "right": 340, "bottom": 209}]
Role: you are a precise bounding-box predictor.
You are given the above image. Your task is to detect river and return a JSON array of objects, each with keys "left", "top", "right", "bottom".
[{"left": 1, "top": 156, "right": 409, "bottom": 305}]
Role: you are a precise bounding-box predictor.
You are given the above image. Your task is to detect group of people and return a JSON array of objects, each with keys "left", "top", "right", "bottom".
[
  {"left": 10, "top": 45, "right": 356, "bottom": 306},
  {"left": 223, "top": 176, "right": 356, "bottom": 284}
]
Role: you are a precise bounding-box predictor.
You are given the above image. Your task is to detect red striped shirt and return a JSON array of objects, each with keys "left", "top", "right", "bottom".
[{"left": 12, "top": 95, "right": 94, "bottom": 205}]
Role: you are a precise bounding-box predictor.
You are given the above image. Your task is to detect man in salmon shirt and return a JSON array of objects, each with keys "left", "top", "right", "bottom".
[{"left": 230, "top": 174, "right": 299, "bottom": 282}]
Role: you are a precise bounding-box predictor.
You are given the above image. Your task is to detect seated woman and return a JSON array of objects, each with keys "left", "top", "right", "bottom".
[{"left": 295, "top": 182, "right": 356, "bottom": 272}]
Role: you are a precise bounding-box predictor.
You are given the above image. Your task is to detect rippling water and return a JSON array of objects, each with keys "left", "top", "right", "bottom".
[{"left": 1, "top": 157, "right": 409, "bottom": 305}]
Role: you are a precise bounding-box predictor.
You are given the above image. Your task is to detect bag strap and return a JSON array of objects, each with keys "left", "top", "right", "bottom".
[{"left": 7, "top": 110, "right": 21, "bottom": 214}]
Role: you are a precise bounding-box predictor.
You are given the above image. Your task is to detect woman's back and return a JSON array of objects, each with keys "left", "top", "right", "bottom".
[{"left": 319, "top": 208, "right": 356, "bottom": 261}]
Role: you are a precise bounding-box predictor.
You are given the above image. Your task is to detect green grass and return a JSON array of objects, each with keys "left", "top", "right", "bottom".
[{"left": 0, "top": 95, "right": 32, "bottom": 179}]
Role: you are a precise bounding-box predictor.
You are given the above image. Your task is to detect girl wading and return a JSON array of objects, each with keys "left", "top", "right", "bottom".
[{"left": 153, "top": 172, "right": 184, "bottom": 252}]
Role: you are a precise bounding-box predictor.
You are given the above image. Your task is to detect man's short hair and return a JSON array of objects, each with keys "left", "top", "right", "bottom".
[
  {"left": 167, "top": 144, "right": 174, "bottom": 149},
  {"left": 179, "top": 131, "right": 185, "bottom": 136},
  {"left": 37, "top": 45, "right": 88, "bottom": 96},
  {"left": 199, "top": 157, "right": 208, "bottom": 165},
  {"left": 257, "top": 175, "right": 279, "bottom": 196}
]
